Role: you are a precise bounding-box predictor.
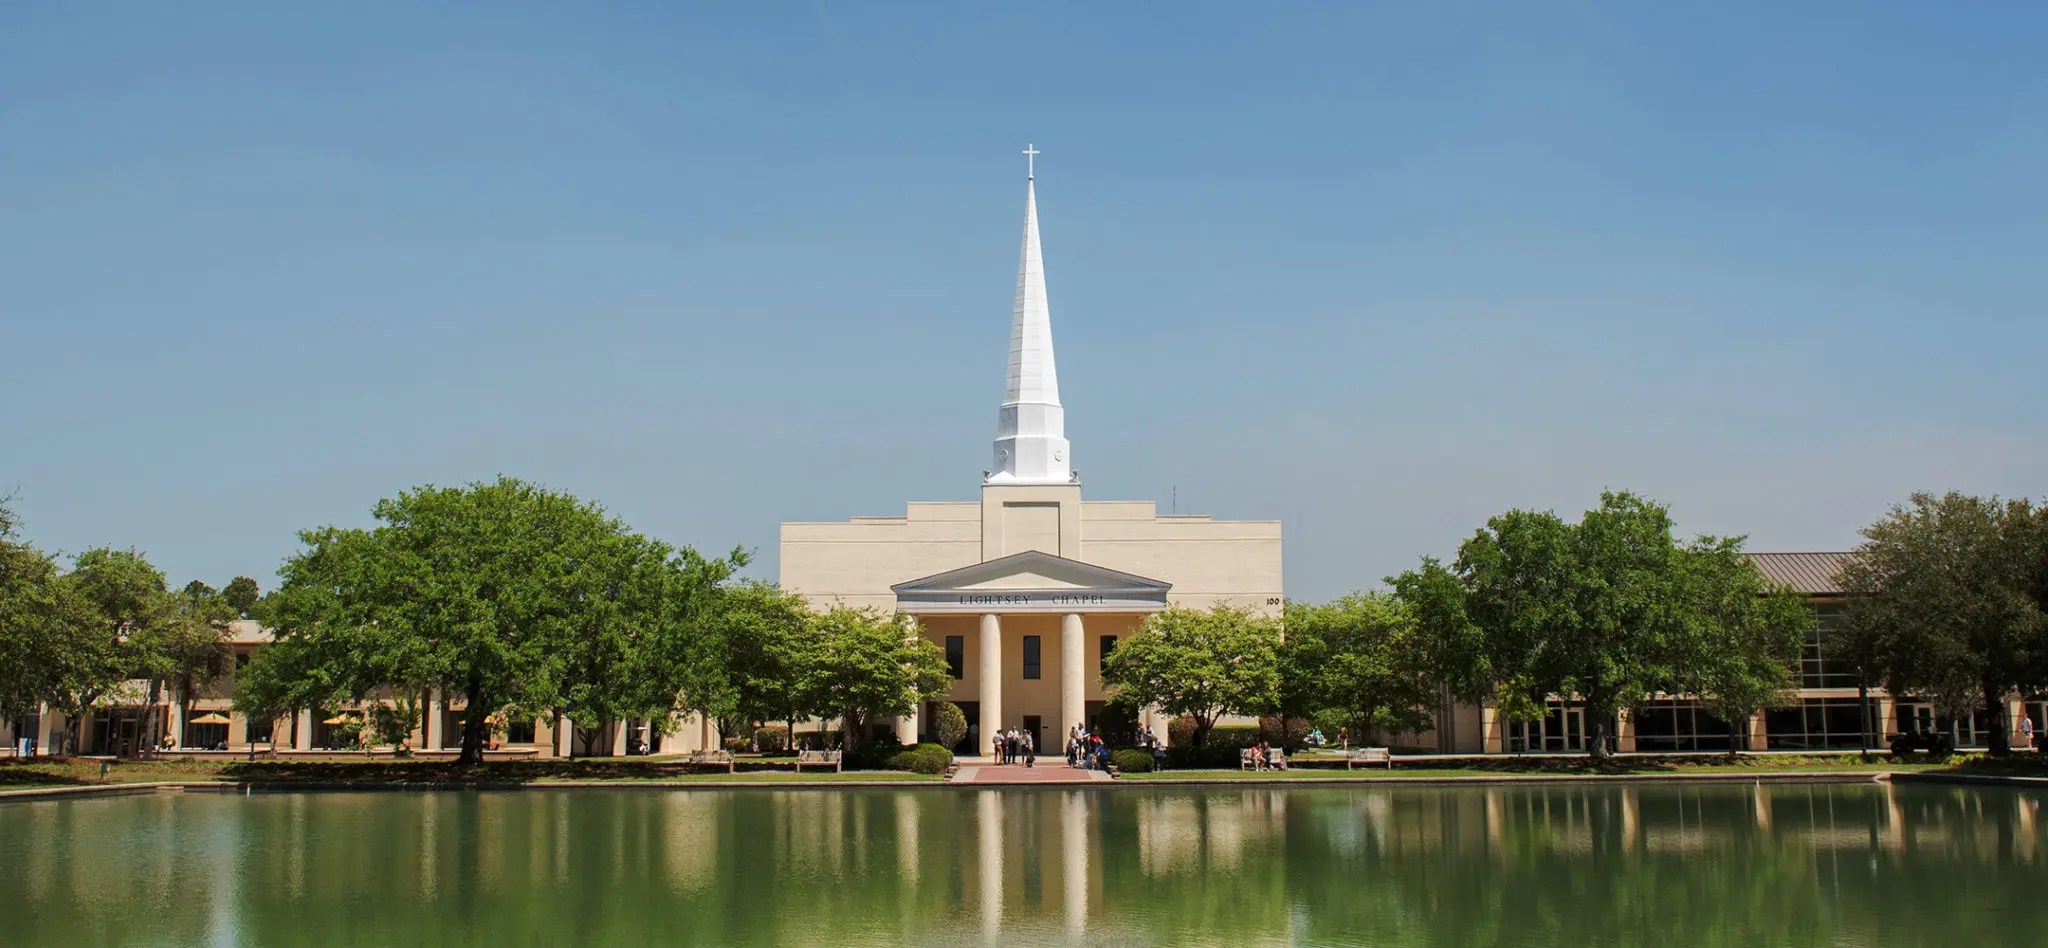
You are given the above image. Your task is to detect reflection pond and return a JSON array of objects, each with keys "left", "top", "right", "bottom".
[{"left": 3, "top": 781, "right": 2046, "bottom": 946}]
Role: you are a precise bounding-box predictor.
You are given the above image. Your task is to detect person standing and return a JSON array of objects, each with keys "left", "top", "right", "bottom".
[{"left": 1024, "top": 730, "right": 1036, "bottom": 768}]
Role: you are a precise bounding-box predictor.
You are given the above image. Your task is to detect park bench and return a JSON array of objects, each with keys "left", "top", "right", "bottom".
[
  {"left": 1239, "top": 748, "right": 1285, "bottom": 771},
  {"left": 795, "top": 749, "right": 842, "bottom": 773},
  {"left": 686, "top": 749, "right": 735, "bottom": 773},
  {"left": 1346, "top": 747, "right": 1393, "bottom": 770}
]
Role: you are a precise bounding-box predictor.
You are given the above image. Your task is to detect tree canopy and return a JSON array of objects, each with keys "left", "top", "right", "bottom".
[
  {"left": 0, "top": 502, "right": 99, "bottom": 725},
  {"left": 1394, "top": 491, "right": 1812, "bottom": 758},
  {"left": 1101, "top": 603, "right": 1281, "bottom": 749},
  {"left": 1276, "top": 594, "right": 1435, "bottom": 745},
  {"left": 1840, "top": 491, "right": 2047, "bottom": 755},
  {"left": 800, "top": 606, "right": 950, "bottom": 753},
  {"left": 245, "top": 477, "right": 738, "bottom": 764},
  {"left": 681, "top": 580, "right": 817, "bottom": 743}
]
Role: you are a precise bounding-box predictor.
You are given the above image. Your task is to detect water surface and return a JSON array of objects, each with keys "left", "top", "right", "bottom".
[{"left": 1, "top": 782, "right": 2042, "bottom": 946}]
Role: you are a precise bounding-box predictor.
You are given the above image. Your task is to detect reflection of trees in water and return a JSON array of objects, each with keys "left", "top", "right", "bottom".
[{"left": 1, "top": 784, "right": 2044, "bottom": 946}]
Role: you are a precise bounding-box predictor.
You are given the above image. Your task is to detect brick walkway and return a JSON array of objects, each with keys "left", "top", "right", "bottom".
[{"left": 951, "top": 762, "right": 1113, "bottom": 784}]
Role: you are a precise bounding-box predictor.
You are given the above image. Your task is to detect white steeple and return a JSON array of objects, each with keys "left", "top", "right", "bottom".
[{"left": 987, "top": 146, "right": 1074, "bottom": 485}]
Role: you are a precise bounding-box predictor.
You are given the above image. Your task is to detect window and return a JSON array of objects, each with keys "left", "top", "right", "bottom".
[
  {"left": 1800, "top": 603, "right": 1859, "bottom": 689},
  {"left": 245, "top": 715, "right": 274, "bottom": 744},
  {"left": 945, "top": 636, "right": 965, "bottom": 680},
  {"left": 1766, "top": 697, "right": 1877, "bottom": 750},
  {"left": 1023, "top": 636, "right": 1041, "bottom": 679},
  {"left": 506, "top": 717, "right": 536, "bottom": 744},
  {"left": 1100, "top": 635, "right": 1117, "bottom": 673},
  {"left": 1633, "top": 699, "right": 1733, "bottom": 752}
]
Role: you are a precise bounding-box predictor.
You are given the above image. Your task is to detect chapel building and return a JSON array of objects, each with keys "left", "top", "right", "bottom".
[{"left": 779, "top": 160, "right": 1283, "bottom": 757}]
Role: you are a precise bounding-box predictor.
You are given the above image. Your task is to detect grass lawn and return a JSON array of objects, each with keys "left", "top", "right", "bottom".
[
  {"left": 0, "top": 757, "right": 942, "bottom": 789},
  {"left": 1119, "top": 753, "right": 2034, "bottom": 782}
]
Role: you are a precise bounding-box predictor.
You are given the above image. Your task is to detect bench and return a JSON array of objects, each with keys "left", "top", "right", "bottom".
[
  {"left": 686, "top": 749, "right": 735, "bottom": 773},
  {"left": 795, "top": 749, "right": 842, "bottom": 773},
  {"left": 1346, "top": 747, "right": 1393, "bottom": 770},
  {"left": 1238, "top": 748, "right": 1287, "bottom": 771}
]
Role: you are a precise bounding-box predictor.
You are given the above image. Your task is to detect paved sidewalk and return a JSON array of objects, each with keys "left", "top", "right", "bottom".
[{"left": 951, "top": 762, "right": 1113, "bottom": 784}]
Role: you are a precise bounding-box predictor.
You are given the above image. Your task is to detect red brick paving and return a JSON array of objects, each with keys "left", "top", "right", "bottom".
[{"left": 951, "top": 762, "right": 1112, "bottom": 784}]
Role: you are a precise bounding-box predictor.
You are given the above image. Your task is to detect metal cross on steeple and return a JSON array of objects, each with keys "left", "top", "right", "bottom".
[{"left": 1022, "top": 144, "right": 1040, "bottom": 179}]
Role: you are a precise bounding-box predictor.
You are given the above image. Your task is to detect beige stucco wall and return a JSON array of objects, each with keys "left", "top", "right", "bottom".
[{"left": 780, "top": 489, "right": 1283, "bottom": 615}]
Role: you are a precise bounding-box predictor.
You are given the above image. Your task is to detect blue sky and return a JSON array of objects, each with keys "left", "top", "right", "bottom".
[{"left": 2, "top": 5, "right": 2043, "bottom": 601}]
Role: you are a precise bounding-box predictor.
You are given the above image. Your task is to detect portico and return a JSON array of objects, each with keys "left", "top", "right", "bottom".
[{"left": 891, "top": 551, "right": 1169, "bottom": 755}]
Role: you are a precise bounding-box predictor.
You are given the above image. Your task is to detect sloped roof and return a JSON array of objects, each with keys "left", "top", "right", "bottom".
[
  {"left": 891, "top": 550, "right": 1169, "bottom": 595},
  {"left": 1745, "top": 552, "right": 1848, "bottom": 595}
]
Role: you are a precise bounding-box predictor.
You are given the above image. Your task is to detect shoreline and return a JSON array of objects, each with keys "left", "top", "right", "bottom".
[{"left": 17, "top": 767, "right": 2048, "bottom": 803}]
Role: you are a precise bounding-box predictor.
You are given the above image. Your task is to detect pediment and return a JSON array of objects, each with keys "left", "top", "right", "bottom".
[
  {"left": 894, "top": 551, "right": 1169, "bottom": 594},
  {"left": 891, "top": 551, "right": 1171, "bottom": 613}
]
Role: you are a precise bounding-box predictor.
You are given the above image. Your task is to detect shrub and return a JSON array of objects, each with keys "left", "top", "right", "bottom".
[
  {"left": 887, "top": 742, "right": 955, "bottom": 774},
  {"left": 753, "top": 725, "right": 789, "bottom": 754},
  {"left": 933, "top": 702, "right": 968, "bottom": 751},
  {"left": 1257, "top": 716, "right": 1310, "bottom": 749},
  {"left": 723, "top": 737, "right": 750, "bottom": 753},
  {"left": 1165, "top": 742, "right": 1242, "bottom": 769},
  {"left": 1110, "top": 748, "right": 1154, "bottom": 773}
]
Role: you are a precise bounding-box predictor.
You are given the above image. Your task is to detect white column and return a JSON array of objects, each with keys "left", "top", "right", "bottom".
[
  {"left": 36, "top": 707, "right": 61, "bottom": 756},
  {"left": 167, "top": 695, "right": 186, "bottom": 749},
  {"left": 557, "top": 714, "right": 575, "bottom": 758},
  {"left": 294, "top": 710, "right": 313, "bottom": 751},
  {"left": 612, "top": 719, "right": 630, "bottom": 756},
  {"left": 1061, "top": 613, "right": 1085, "bottom": 751},
  {"left": 894, "top": 620, "right": 922, "bottom": 744},
  {"left": 425, "top": 689, "right": 445, "bottom": 750},
  {"left": 979, "top": 613, "right": 1003, "bottom": 757}
]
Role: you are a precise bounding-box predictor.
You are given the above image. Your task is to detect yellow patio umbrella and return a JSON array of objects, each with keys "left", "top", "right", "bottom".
[
  {"left": 190, "top": 712, "right": 231, "bottom": 725},
  {"left": 321, "top": 713, "right": 358, "bottom": 726}
]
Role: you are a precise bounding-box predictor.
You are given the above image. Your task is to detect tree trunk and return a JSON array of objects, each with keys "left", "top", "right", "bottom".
[
  {"left": 1585, "top": 690, "right": 1612, "bottom": 761},
  {"left": 456, "top": 681, "right": 488, "bottom": 766},
  {"left": 1985, "top": 681, "right": 2011, "bottom": 757},
  {"left": 139, "top": 678, "right": 165, "bottom": 758},
  {"left": 1728, "top": 716, "right": 1743, "bottom": 760},
  {"left": 1857, "top": 682, "right": 1871, "bottom": 762}
]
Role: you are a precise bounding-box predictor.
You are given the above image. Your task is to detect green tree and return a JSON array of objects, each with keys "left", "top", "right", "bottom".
[
  {"left": 1397, "top": 492, "right": 1797, "bottom": 760},
  {"left": 60, "top": 548, "right": 227, "bottom": 755},
  {"left": 0, "top": 502, "right": 101, "bottom": 725},
  {"left": 1840, "top": 491, "right": 2046, "bottom": 756},
  {"left": 932, "top": 700, "right": 969, "bottom": 751},
  {"left": 1278, "top": 594, "right": 1435, "bottom": 749},
  {"left": 221, "top": 576, "right": 261, "bottom": 618},
  {"left": 800, "top": 607, "right": 949, "bottom": 754},
  {"left": 253, "top": 477, "right": 735, "bottom": 765},
  {"left": 549, "top": 538, "right": 737, "bottom": 757},
  {"left": 1388, "top": 557, "right": 1492, "bottom": 748},
  {"left": 1673, "top": 537, "right": 1812, "bottom": 756},
  {"left": 1419, "top": 506, "right": 1590, "bottom": 746},
  {"left": 682, "top": 580, "right": 814, "bottom": 746},
  {"left": 1100, "top": 604, "right": 1281, "bottom": 749}
]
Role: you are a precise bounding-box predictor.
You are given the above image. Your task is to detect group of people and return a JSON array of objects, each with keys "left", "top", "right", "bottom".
[
  {"left": 991, "top": 727, "right": 1036, "bottom": 765},
  {"left": 1068, "top": 726, "right": 1110, "bottom": 769},
  {"left": 1244, "top": 739, "right": 1288, "bottom": 771}
]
